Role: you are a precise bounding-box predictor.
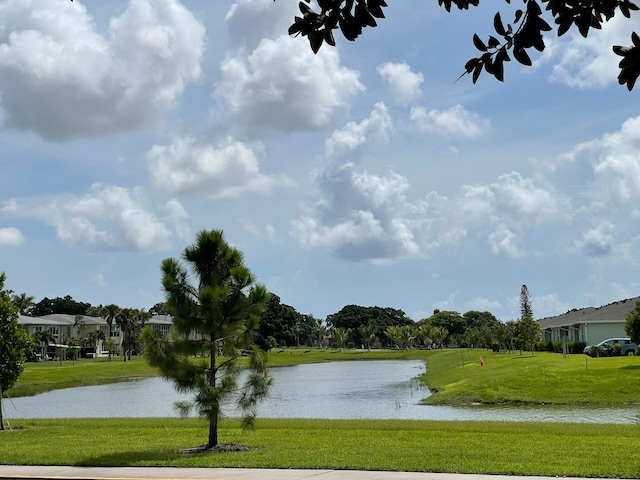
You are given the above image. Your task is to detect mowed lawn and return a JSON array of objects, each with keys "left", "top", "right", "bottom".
[
  {"left": 4, "top": 348, "right": 640, "bottom": 477},
  {"left": 2, "top": 417, "right": 640, "bottom": 478},
  {"left": 422, "top": 349, "right": 640, "bottom": 405}
]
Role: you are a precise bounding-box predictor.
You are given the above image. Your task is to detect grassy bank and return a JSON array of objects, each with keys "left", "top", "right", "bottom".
[
  {"left": 2, "top": 417, "right": 639, "bottom": 478},
  {"left": 422, "top": 349, "right": 640, "bottom": 405},
  {"left": 9, "top": 357, "right": 158, "bottom": 397}
]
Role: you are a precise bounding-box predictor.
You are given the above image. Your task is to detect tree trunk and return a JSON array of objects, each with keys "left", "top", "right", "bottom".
[
  {"left": 207, "top": 337, "right": 218, "bottom": 449},
  {"left": 0, "top": 385, "right": 4, "bottom": 430}
]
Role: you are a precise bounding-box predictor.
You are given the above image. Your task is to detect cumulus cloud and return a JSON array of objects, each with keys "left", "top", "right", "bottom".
[
  {"left": 559, "top": 115, "right": 640, "bottom": 210},
  {"left": 545, "top": 14, "right": 638, "bottom": 88},
  {"left": 0, "top": 0, "right": 204, "bottom": 140},
  {"left": 2, "top": 184, "right": 185, "bottom": 252},
  {"left": 0, "top": 227, "right": 24, "bottom": 247},
  {"left": 460, "top": 172, "right": 565, "bottom": 225},
  {"left": 224, "top": 0, "right": 298, "bottom": 48},
  {"left": 488, "top": 224, "right": 524, "bottom": 258},
  {"left": 291, "top": 163, "right": 421, "bottom": 262},
  {"left": 146, "top": 136, "right": 293, "bottom": 198},
  {"left": 410, "top": 104, "right": 490, "bottom": 139},
  {"left": 214, "top": 35, "right": 363, "bottom": 131},
  {"left": 324, "top": 102, "right": 392, "bottom": 158},
  {"left": 377, "top": 62, "right": 424, "bottom": 106},
  {"left": 575, "top": 222, "right": 616, "bottom": 256}
]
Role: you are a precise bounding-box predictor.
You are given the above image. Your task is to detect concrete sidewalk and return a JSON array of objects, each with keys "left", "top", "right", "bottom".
[{"left": 0, "top": 466, "right": 604, "bottom": 480}]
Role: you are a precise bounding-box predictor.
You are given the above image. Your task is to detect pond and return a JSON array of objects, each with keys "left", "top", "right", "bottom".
[{"left": 4, "top": 360, "right": 640, "bottom": 423}]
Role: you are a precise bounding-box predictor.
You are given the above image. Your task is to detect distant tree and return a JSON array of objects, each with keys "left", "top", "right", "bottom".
[
  {"left": 256, "top": 293, "right": 301, "bottom": 348},
  {"left": 85, "top": 330, "right": 105, "bottom": 355},
  {"left": 518, "top": 314, "right": 541, "bottom": 356},
  {"left": 286, "top": 0, "right": 640, "bottom": 90},
  {"left": 384, "top": 325, "right": 415, "bottom": 350},
  {"left": 358, "top": 323, "right": 377, "bottom": 351},
  {"left": 0, "top": 272, "right": 30, "bottom": 430},
  {"left": 31, "top": 295, "right": 91, "bottom": 317},
  {"left": 520, "top": 285, "right": 533, "bottom": 317},
  {"left": 100, "top": 304, "right": 120, "bottom": 362},
  {"left": 143, "top": 229, "right": 270, "bottom": 451},
  {"left": 11, "top": 292, "right": 35, "bottom": 315},
  {"left": 116, "top": 308, "right": 150, "bottom": 361},
  {"left": 34, "top": 330, "right": 56, "bottom": 358},
  {"left": 624, "top": 301, "right": 640, "bottom": 344},
  {"left": 73, "top": 315, "right": 86, "bottom": 338},
  {"left": 333, "top": 327, "right": 349, "bottom": 351},
  {"left": 327, "top": 305, "right": 413, "bottom": 347},
  {"left": 429, "top": 326, "right": 449, "bottom": 348},
  {"left": 418, "top": 310, "right": 466, "bottom": 344},
  {"left": 103, "top": 337, "right": 118, "bottom": 358},
  {"left": 149, "top": 302, "right": 171, "bottom": 316}
]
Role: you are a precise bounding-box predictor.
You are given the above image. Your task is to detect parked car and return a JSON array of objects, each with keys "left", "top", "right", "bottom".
[{"left": 584, "top": 338, "right": 638, "bottom": 357}]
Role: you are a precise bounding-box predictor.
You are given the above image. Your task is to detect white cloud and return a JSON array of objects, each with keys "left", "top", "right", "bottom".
[
  {"left": 324, "top": 102, "right": 393, "bottom": 158},
  {"left": 488, "top": 224, "right": 524, "bottom": 258},
  {"left": 410, "top": 104, "right": 490, "bottom": 139},
  {"left": 214, "top": 35, "right": 364, "bottom": 132},
  {"left": 0, "top": 227, "right": 24, "bottom": 247},
  {"left": 377, "top": 62, "right": 423, "bottom": 106},
  {"left": 291, "top": 163, "right": 421, "bottom": 262},
  {"left": 146, "top": 136, "right": 293, "bottom": 198},
  {"left": 3, "top": 185, "right": 182, "bottom": 252},
  {"left": 0, "top": 0, "right": 204, "bottom": 140},
  {"left": 460, "top": 172, "right": 565, "bottom": 225},
  {"left": 575, "top": 222, "right": 616, "bottom": 256},
  {"left": 558, "top": 115, "right": 640, "bottom": 211},
  {"left": 224, "top": 0, "right": 297, "bottom": 48},
  {"left": 546, "top": 14, "right": 638, "bottom": 88}
]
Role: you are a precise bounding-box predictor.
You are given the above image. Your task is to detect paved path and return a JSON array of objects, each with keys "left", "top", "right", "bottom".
[{"left": 0, "top": 466, "right": 607, "bottom": 480}]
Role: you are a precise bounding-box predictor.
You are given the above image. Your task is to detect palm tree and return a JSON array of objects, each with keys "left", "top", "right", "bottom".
[
  {"left": 143, "top": 229, "right": 270, "bottom": 450},
  {"left": 101, "top": 304, "right": 119, "bottom": 362},
  {"left": 358, "top": 324, "right": 377, "bottom": 351},
  {"left": 34, "top": 330, "right": 56, "bottom": 359},
  {"left": 11, "top": 293, "right": 35, "bottom": 315},
  {"left": 333, "top": 327, "right": 349, "bottom": 351},
  {"left": 73, "top": 315, "right": 86, "bottom": 338}
]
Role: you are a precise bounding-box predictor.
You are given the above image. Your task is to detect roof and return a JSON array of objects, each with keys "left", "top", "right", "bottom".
[
  {"left": 148, "top": 314, "right": 173, "bottom": 325},
  {"left": 18, "top": 315, "right": 63, "bottom": 326},
  {"left": 41, "top": 313, "right": 104, "bottom": 325},
  {"left": 539, "top": 296, "right": 640, "bottom": 329}
]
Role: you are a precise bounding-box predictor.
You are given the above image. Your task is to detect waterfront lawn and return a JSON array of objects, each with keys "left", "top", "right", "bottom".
[
  {"left": 423, "top": 349, "right": 640, "bottom": 405},
  {"left": 10, "top": 357, "right": 157, "bottom": 397},
  {"left": 2, "top": 417, "right": 639, "bottom": 478}
]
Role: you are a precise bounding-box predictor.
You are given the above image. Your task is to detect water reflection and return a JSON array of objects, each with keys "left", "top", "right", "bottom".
[{"left": 4, "top": 360, "right": 639, "bottom": 423}]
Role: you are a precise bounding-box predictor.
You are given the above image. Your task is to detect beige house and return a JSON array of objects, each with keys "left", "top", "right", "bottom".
[
  {"left": 18, "top": 313, "right": 174, "bottom": 357},
  {"left": 538, "top": 296, "right": 640, "bottom": 346}
]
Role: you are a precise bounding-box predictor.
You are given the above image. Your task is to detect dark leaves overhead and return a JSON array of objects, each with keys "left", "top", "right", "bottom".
[{"left": 285, "top": 0, "right": 640, "bottom": 91}]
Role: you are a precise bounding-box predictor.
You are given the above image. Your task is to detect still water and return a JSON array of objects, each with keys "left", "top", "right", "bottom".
[{"left": 4, "top": 360, "right": 640, "bottom": 423}]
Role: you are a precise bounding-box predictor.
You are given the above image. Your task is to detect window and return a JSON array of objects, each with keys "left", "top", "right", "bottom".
[
  {"left": 48, "top": 326, "right": 59, "bottom": 339},
  {"left": 152, "top": 324, "right": 171, "bottom": 336}
]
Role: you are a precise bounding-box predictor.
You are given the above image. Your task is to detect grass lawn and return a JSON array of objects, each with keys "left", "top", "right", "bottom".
[
  {"left": 1, "top": 417, "right": 639, "bottom": 478},
  {"left": 5, "top": 348, "right": 640, "bottom": 477},
  {"left": 423, "top": 349, "right": 640, "bottom": 405}
]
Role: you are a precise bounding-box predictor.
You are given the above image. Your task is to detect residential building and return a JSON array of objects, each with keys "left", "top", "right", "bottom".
[{"left": 538, "top": 296, "right": 640, "bottom": 346}]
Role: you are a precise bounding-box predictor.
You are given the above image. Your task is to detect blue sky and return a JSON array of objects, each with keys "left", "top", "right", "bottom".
[{"left": 1, "top": 0, "right": 639, "bottom": 322}]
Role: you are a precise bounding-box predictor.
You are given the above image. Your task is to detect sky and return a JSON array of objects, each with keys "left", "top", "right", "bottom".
[{"left": 1, "top": 0, "right": 640, "bottom": 322}]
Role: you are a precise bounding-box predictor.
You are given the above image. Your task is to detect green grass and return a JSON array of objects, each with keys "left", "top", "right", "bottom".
[
  {"left": 422, "top": 349, "right": 640, "bottom": 405},
  {"left": 1, "top": 417, "right": 639, "bottom": 478},
  {"left": 9, "top": 357, "right": 158, "bottom": 397}
]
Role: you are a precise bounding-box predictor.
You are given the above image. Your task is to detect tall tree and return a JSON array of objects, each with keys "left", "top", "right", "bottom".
[
  {"left": 116, "top": 308, "right": 150, "bottom": 361},
  {"left": 101, "top": 304, "right": 120, "bottom": 362},
  {"left": 0, "top": 273, "right": 30, "bottom": 430},
  {"left": 520, "top": 285, "right": 533, "bottom": 317},
  {"left": 142, "top": 229, "right": 270, "bottom": 451},
  {"left": 518, "top": 314, "right": 541, "bottom": 356},
  {"left": 287, "top": 0, "right": 640, "bottom": 90}
]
